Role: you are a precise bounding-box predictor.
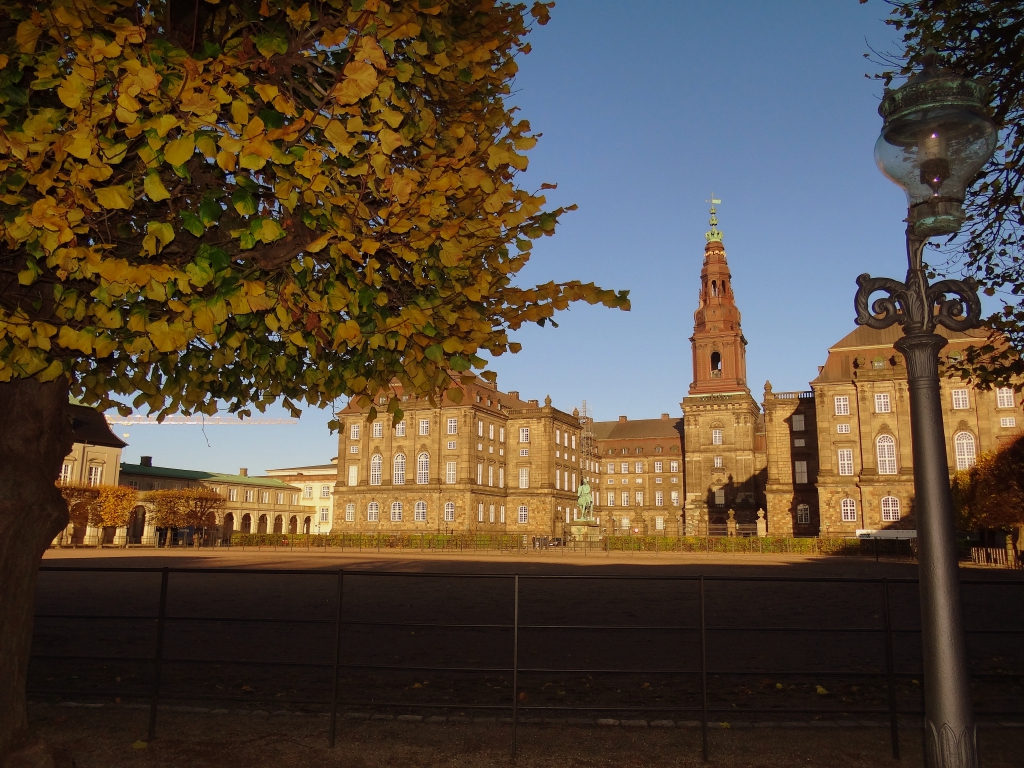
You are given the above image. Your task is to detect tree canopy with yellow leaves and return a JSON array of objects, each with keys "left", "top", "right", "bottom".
[{"left": 0, "top": 1, "right": 628, "bottom": 761}]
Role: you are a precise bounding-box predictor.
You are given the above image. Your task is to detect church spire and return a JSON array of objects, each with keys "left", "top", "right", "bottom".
[{"left": 689, "top": 200, "right": 749, "bottom": 395}]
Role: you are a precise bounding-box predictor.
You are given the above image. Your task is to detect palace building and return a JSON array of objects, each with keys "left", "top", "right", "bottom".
[{"left": 323, "top": 203, "right": 1022, "bottom": 539}]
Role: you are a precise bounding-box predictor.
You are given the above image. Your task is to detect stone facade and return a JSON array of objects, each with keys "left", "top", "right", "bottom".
[
  {"left": 761, "top": 386, "right": 819, "bottom": 537},
  {"left": 330, "top": 378, "right": 597, "bottom": 539},
  {"left": 263, "top": 461, "right": 340, "bottom": 534}
]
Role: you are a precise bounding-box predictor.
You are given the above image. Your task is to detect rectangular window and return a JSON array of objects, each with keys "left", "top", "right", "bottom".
[
  {"left": 518, "top": 506, "right": 528, "bottom": 524},
  {"left": 655, "top": 516, "right": 664, "bottom": 531},
  {"left": 500, "top": 505, "right": 506, "bottom": 523},
  {"left": 571, "top": 434, "right": 576, "bottom": 449},
  {"left": 838, "top": 449, "right": 854, "bottom": 476},
  {"left": 477, "top": 463, "right": 483, "bottom": 484},
  {"left": 499, "top": 427, "right": 505, "bottom": 443},
  {"left": 997, "top": 387, "right": 1015, "bottom": 408},
  {"left": 621, "top": 491, "right": 629, "bottom": 507},
  {"left": 519, "top": 468, "right": 530, "bottom": 489},
  {"left": 415, "top": 504, "right": 427, "bottom": 522},
  {"left": 478, "top": 503, "right": 484, "bottom": 523},
  {"left": 669, "top": 461, "right": 679, "bottom": 473},
  {"left": 671, "top": 491, "right": 679, "bottom": 506},
  {"left": 655, "top": 491, "right": 664, "bottom": 506},
  {"left": 713, "top": 456, "right": 722, "bottom": 468},
  {"left": 488, "top": 504, "right": 495, "bottom": 523},
  {"left": 841, "top": 498, "right": 857, "bottom": 522},
  {"left": 952, "top": 389, "right": 969, "bottom": 410},
  {"left": 229, "top": 488, "right": 238, "bottom": 501},
  {"left": 794, "top": 438, "right": 805, "bottom": 447},
  {"left": 244, "top": 489, "right": 254, "bottom": 503},
  {"left": 395, "top": 421, "right": 406, "bottom": 436},
  {"left": 834, "top": 396, "right": 850, "bottom": 416},
  {"left": 372, "top": 421, "right": 383, "bottom": 438},
  {"left": 350, "top": 423, "right": 360, "bottom": 440},
  {"left": 837, "top": 423, "right": 851, "bottom": 434},
  {"left": 607, "top": 462, "right": 615, "bottom": 473},
  {"left": 797, "top": 505, "right": 811, "bottom": 524},
  {"left": 555, "top": 469, "right": 561, "bottom": 490},
  {"left": 345, "top": 503, "right": 355, "bottom": 522},
  {"left": 792, "top": 413, "right": 805, "bottom": 432},
  {"left": 712, "top": 429, "right": 723, "bottom": 445},
  {"left": 261, "top": 491, "right": 269, "bottom": 504},
  {"left": 304, "top": 485, "right": 313, "bottom": 498},
  {"left": 367, "top": 504, "right": 379, "bottom": 522},
  {"left": 477, "top": 420, "right": 484, "bottom": 437},
  {"left": 444, "top": 502, "right": 455, "bottom": 522},
  {"left": 1000, "top": 416, "right": 1017, "bottom": 428},
  {"left": 875, "top": 393, "right": 891, "bottom": 413},
  {"left": 606, "top": 492, "right": 614, "bottom": 507},
  {"left": 419, "top": 419, "right": 430, "bottom": 436},
  {"left": 519, "top": 427, "right": 530, "bottom": 443},
  {"left": 489, "top": 423, "right": 494, "bottom": 440},
  {"left": 635, "top": 491, "right": 644, "bottom": 507},
  {"left": 520, "top": 448, "right": 529, "bottom": 456},
  {"left": 391, "top": 504, "right": 402, "bottom": 522},
  {"left": 320, "top": 508, "right": 329, "bottom": 523},
  {"left": 292, "top": 493, "right": 298, "bottom": 505},
  {"left": 634, "top": 461, "right": 643, "bottom": 473},
  {"left": 654, "top": 461, "right": 663, "bottom": 473},
  {"left": 446, "top": 461, "right": 457, "bottom": 484},
  {"left": 322, "top": 484, "right": 332, "bottom": 497},
  {"left": 349, "top": 445, "right": 359, "bottom": 454},
  {"left": 447, "top": 418, "right": 458, "bottom": 435},
  {"left": 276, "top": 492, "right": 284, "bottom": 504},
  {"left": 714, "top": 488, "right": 725, "bottom": 506},
  {"left": 620, "top": 462, "right": 629, "bottom": 473},
  {"left": 794, "top": 460, "right": 808, "bottom": 484},
  {"left": 447, "top": 440, "right": 457, "bottom": 450},
  {"left": 488, "top": 465, "right": 494, "bottom": 487},
  {"left": 86, "top": 465, "right": 102, "bottom": 486}
]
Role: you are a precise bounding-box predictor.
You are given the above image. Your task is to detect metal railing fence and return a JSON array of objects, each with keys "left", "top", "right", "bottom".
[{"left": 27, "top": 566, "right": 1024, "bottom": 762}]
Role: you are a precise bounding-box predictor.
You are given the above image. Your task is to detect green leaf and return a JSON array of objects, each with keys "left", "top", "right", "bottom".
[
  {"left": 232, "top": 189, "right": 257, "bottom": 215},
  {"left": 449, "top": 355, "right": 471, "bottom": 372},
  {"left": 258, "top": 109, "right": 285, "bottom": 129},
  {"left": 180, "top": 211, "right": 204, "bottom": 237},
  {"left": 424, "top": 344, "right": 444, "bottom": 363},
  {"left": 254, "top": 33, "right": 289, "bottom": 57},
  {"left": 199, "top": 197, "right": 223, "bottom": 226}
]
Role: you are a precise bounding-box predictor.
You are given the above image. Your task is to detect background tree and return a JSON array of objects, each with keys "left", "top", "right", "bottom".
[
  {"left": 871, "top": 0, "right": 1024, "bottom": 390},
  {"left": 147, "top": 487, "right": 223, "bottom": 530},
  {"left": 56, "top": 483, "right": 99, "bottom": 529},
  {"left": 91, "top": 485, "right": 137, "bottom": 528},
  {"left": 950, "top": 434, "right": 1024, "bottom": 537},
  {"left": 0, "top": 1, "right": 627, "bottom": 761}
]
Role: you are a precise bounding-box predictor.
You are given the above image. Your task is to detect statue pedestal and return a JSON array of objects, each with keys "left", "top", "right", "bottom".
[{"left": 571, "top": 519, "right": 600, "bottom": 541}]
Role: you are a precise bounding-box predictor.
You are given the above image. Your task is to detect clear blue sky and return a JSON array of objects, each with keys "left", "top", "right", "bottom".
[{"left": 118, "top": 0, "right": 916, "bottom": 474}]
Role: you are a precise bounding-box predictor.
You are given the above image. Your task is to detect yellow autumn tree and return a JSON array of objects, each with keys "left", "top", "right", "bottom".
[
  {"left": 0, "top": 2, "right": 628, "bottom": 761},
  {"left": 147, "top": 487, "right": 224, "bottom": 529}
]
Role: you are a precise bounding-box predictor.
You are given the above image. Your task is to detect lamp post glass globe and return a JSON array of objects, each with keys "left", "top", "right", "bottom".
[{"left": 874, "top": 60, "right": 997, "bottom": 237}]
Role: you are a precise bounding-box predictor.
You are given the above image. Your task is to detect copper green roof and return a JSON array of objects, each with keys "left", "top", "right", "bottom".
[{"left": 120, "top": 463, "right": 298, "bottom": 488}]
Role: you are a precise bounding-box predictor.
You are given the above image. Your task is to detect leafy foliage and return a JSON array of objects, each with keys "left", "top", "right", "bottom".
[
  {"left": 871, "top": 1, "right": 1023, "bottom": 388},
  {"left": 147, "top": 487, "right": 224, "bottom": 528},
  {"left": 0, "top": 0, "right": 628, "bottom": 425},
  {"left": 57, "top": 482, "right": 136, "bottom": 525},
  {"left": 950, "top": 434, "right": 1024, "bottom": 530}
]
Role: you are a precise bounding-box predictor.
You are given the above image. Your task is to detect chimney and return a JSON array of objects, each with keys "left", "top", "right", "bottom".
[
  {"left": 618, "top": 415, "right": 628, "bottom": 423},
  {"left": 528, "top": 399, "right": 538, "bottom": 406},
  {"left": 661, "top": 413, "right": 670, "bottom": 420},
  {"left": 508, "top": 391, "right": 519, "bottom": 400},
  {"left": 239, "top": 468, "right": 248, "bottom": 476},
  {"left": 140, "top": 456, "right": 152, "bottom": 467}
]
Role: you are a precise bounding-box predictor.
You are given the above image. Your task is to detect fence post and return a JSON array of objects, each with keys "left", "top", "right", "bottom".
[
  {"left": 147, "top": 567, "right": 169, "bottom": 742},
  {"left": 875, "top": 538, "right": 880, "bottom": 563},
  {"left": 882, "top": 578, "right": 900, "bottom": 760},
  {"left": 329, "top": 569, "right": 345, "bottom": 747},
  {"left": 511, "top": 573, "right": 520, "bottom": 760},
  {"left": 699, "top": 575, "right": 709, "bottom": 763}
]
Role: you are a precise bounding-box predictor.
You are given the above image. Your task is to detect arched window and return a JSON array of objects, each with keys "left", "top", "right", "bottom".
[
  {"left": 367, "top": 502, "right": 379, "bottom": 522},
  {"left": 444, "top": 501, "right": 455, "bottom": 522},
  {"left": 711, "top": 280, "right": 717, "bottom": 297},
  {"left": 876, "top": 435, "right": 897, "bottom": 475},
  {"left": 881, "top": 496, "right": 901, "bottom": 522},
  {"left": 370, "top": 454, "right": 382, "bottom": 485},
  {"left": 518, "top": 505, "right": 529, "bottom": 524},
  {"left": 393, "top": 453, "right": 406, "bottom": 484},
  {"left": 841, "top": 498, "right": 857, "bottom": 522},
  {"left": 954, "top": 432, "right": 976, "bottom": 471},
  {"left": 711, "top": 351, "right": 722, "bottom": 377},
  {"left": 414, "top": 501, "right": 427, "bottom": 521},
  {"left": 391, "top": 501, "right": 403, "bottom": 522},
  {"left": 796, "top": 504, "right": 810, "bottom": 524},
  {"left": 417, "top": 452, "right": 429, "bottom": 484},
  {"left": 872, "top": 356, "right": 885, "bottom": 370}
]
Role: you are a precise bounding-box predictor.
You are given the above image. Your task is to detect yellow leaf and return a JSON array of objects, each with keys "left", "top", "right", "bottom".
[
  {"left": 16, "top": 20, "right": 40, "bottom": 53},
  {"left": 65, "top": 129, "right": 93, "bottom": 160},
  {"left": 324, "top": 122, "right": 357, "bottom": 155},
  {"left": 331, "top": 61, "right": 378, "bottom": 105},
  {"left": 355, "top": 38, "right": 387, "bottom": 69},
  {"left": 57, "top": 75, "right": 88, "bottom": 109},
  {"left": 379, "top": 128, "right": 404, "bottom": 155},
  {"left": 285, "top": 3, "right": 311, "bottom": 28},
  {"left": 254, "top": 84, "right": 279, "bottom": 102},
  {"left": 164, "top": 136, "right": 196, "bottom": 167},
  {"left": 216, "top": 151, "right": 237, "bottom": 172},
  {"left": 231, "top": 100, "right": 249, "bottom": 126},
  {"left": 144, "top": 172, "right": 171, "bottom": 201},
  {"left": 320, "top": 27, "right": 348, "bottom": 49},
  {"left": 95, "top": 185, "right": 133, "bottom": 210}
]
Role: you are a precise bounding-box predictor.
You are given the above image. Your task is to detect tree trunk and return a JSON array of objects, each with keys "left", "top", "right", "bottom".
[{"left": 0, "top": 378, "right": 73, "bottom": 764}]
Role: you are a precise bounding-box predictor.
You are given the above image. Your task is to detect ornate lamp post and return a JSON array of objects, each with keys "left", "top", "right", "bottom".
[{"left": 857, "top": 53, "right": 997, "bottom": 768}]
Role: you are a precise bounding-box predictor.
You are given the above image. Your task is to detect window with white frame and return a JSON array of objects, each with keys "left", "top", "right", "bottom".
[
  {"left": 447, "top": 440, "right": 456, "bottom": 450},
  {"left": 607, "top": 462, "right": 615, "bottom": 473},
  {"left": 304, "top": 485, "right": 313, "bottom": 498},
  {"left": 393, "top": 454, "right": 406, "bottom": 484},
  {"left": 997, "top": 387, "right": 1015, "bottom": 408},
  {"left": 244, "top": 489, "right": 254, "bottom": 503},
  {"left": 414, "top": 501, "right": 427, "bottom": 521},
  {"left": 499, "top": 467, "right": 505, "bottom": 487},
  {"left": 86, "top": 465, "right": 103, "bottom": 486},
  {"left": 501, "top": 505, "right": 506, "bottom": 523},
  {"left": 418, "top": 419, "right": 429, "bottom": 436},
  {"left": 572, "top": 472, "right": 577, "bottom": 491},
  {"left": 488, "top": 465, "right": 494, "bottom": 487},
  {"left": 59, "top": 463, "right": 73, "bottom": 483},
  {"left": 634, "top": 462, "right": 643, "bottom": 473},
  {"left": 621, "top": 516, "right": 630, "bottom": 530},
  {"left": 488, "top": 504, "right": 495, "bottom": 523},
  {"left": 713, "top": 456, "right": 723, "bottom": 468},
  {"left": 445, "top": 461, "right": 456, "bottom": 484},
  {"left": 520, "top": 448, "right": 529, "bottom": 456},
  {"left": 477, "top": 503, "right": 484, "bottom": 522},
  {"left": 556, "top": 428, "right": 561, "bottom": 445},
  {"left": 518, "top": 505, "right": 528, "bottom": 524},
  {"left": 838, "top": 449, "right": 854, "bottom": 476},
  {"left": 621, "top": 491, "right": 629, "bottom": 506},
  {"left": 444, "top": 501, "right": 455, "bottom": 522},
  {"left": 712, "top": 428, "right": 723, "bottom": 445},
  {"left": 841, "top": 498, "right": 857, "bottom": 522},
  {"left": 796, "top": 504, "right": 810, "bottom": 524},
  {"left": 571, "top": 434, "right": 577, "bottom": 449},
  {"left": 951, "top": 389, "right": 969, "bottom": 410},
  {"left": 670, "top": 461, "right": 679, "bottom": 473},
  {"left": 876, "top": 435, "right": 897, "bottom": 474},
  {"left": 671, "top": 490, "right": 679, "bottom": 505},
  {"left": 229, "top": 488, "right": 238, "bottom": 501},
  {"left": 619, "top": 462, "right": 628, "bottom": 473},
  {"left": 391, "top": 501, "right": 403, "bottom": 522},
  {"left": 417, "top": 452, "right": 430, "bottom": 484},
  {"left": 476, "top": 463, "right": 482, "bottom": 484},
  {"left": 954, "top": 432, "right": 976, "bottom": 471},
  {"left": 372, "top": 421, "right": 383, "bottom": 438},
  {"left": 654, "top": 461, "right": 663, "bottom": 473},
  {"left": 319, "top": 508, "right": 329, "bottom": 522},
  {"left": 395, "top": 420, "right": 406, "bottom": 436},
  {"left": 792, "top": 413, "right": 805, "bottom": 432},
  {"left": 367, "top": 502, "right": 379, "bottom": 522},
  {"left": 881, "top": 496, "right": 901, "bottom": 522},
  {"left": 499, "top": 427, "right": 505, "bottom": 442},
  {"left": 477, "top": 420, "right": 484, "bottom": 437},
  {"left": 488, "top": 423, "right": 494, "bottom": 440},
  {"left": 837, "top": 423, "right": 851, "bottom": 434},
  {"left": 276, "top": 492, "right": 283, "bottom": 504},
  {"left": 518, "top": 467, "right": 529, "bottom": 489},
  {"left": 655, "top": 490, "right": 664, "bottom": 507},
  {"left": 635, "top": 491, "right": 644, "bottom": 506},
  {"left": 350, "top": 423, "right": 360, "bottom": 440},
  {"left": 655, "top": 516, "right": 664, "bottom": 531},
  {"left": 606, "top": 492, "right": 614, "bottom": 507},
  {"left": 345, "top": 503, "right": 355, "bottom": 522},
  {"left": 261, "top": 491, "right": 270, "bottom": 504},
  {"left": 447, "top": 418, "right": 458, "bottom": 435},
  {"left": 714, "top": 488, "right": 725, "bottom": 506},
  {"left": 349, "top": 445, "right": 359, "bottom": 454},
  {"left": 291, "top": 493, "right": 298, "bottom": 505},
  {"left": 370, "top": 454, "right": 383, "bottom": 485},
  {"left": 875, "top": 393, "right": 891, "bottom": 413},
  {"left": 834, "top": 396, "right": 850, "bottom": 416},
  {"left": 794, "top": 460, "right": 808, "bottom": 484},
  {"left": 519, "top": 427, "right": 530, "bottom": 443},
  {"left": 1001, "top": 416, "right": 1017, "bottom": 428},
  {"left": 321, "top": 485, "right": 331, "bottom": 498}
]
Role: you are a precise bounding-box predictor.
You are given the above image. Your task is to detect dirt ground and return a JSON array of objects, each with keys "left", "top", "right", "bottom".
[
  {"left": 26, "top": 705, "right": 1024, "bottom": 767},
  {"left": 27, "top": 548, "right": 1024, "bottom": 766}
]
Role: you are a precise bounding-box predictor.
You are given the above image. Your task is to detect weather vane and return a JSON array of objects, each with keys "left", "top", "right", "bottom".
[{"left": 705, "top": 194, "right": 723, "bottom": 243}]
